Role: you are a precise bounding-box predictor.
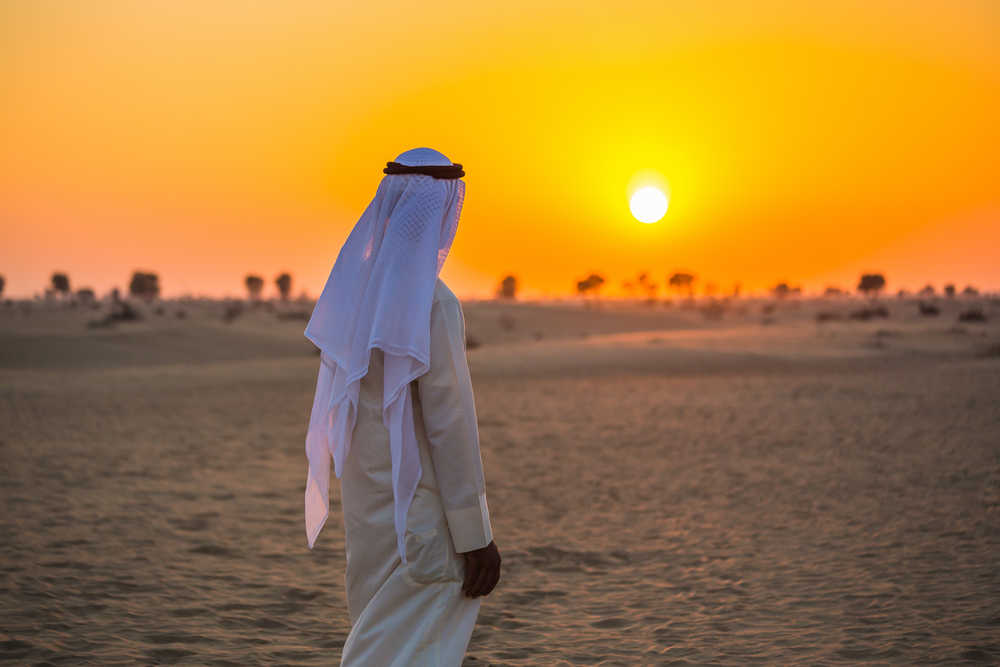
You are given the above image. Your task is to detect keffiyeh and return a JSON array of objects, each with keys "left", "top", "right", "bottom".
[{"left": 303, "top": 148, "right": 465, "bottom": 561}]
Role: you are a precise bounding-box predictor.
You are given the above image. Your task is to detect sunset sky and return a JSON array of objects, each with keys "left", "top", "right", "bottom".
[{"left": 3, "top": 1, "right": 997, "bottom": 299}]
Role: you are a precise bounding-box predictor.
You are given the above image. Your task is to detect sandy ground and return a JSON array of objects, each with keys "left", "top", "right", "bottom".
[{"left": 2, "top": 296, "right": 999, "bottom": 665}]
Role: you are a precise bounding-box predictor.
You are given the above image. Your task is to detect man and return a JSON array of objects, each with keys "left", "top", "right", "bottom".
[{"left": 303, "top": 147, "right": 501, "bottom": 665}]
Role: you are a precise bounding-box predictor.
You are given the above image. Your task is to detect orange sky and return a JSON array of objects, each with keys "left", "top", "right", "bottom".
[{"left": 2, "top": 1, "right": 997, "bottom": 299}]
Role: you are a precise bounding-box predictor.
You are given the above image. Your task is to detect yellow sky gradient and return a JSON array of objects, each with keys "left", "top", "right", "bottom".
[{"left": 2, "top": 1, "right": 997, "bottom": 298}]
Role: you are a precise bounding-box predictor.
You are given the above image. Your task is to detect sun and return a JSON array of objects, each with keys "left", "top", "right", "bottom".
[{"left": 629, "top": 185, "right": 669, "bottom": 224}]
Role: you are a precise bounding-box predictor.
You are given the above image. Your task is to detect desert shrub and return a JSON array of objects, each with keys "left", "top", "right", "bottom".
[
  {"left": 849, "top": 305, "right": 890, "bottom": 320},
  {"left": 154, "top": 305, "right": 166, "bottom": 316},
  {"left": 277, "top": 311, "right": 310, "bottom": 321},
  {"left": 958, "top": 308, "right": 987, "bottom": 323},
  {"left": 222, "top": 301, "right": 243, "bottom": 323},
  {"left": 918, "top": 301, "right": 940, "bottom": 317},
  {"left": 87, "top": 300, "right": 141, "bottom": 328},
  {"left": 701, "top": 301, "right": 725, "bottom": 320},
  {"left": 815, "top": 311, "right": 841, "bottom": 322},
  {"left": 175, "top": 309, "right": 187, "bottom": 319}
]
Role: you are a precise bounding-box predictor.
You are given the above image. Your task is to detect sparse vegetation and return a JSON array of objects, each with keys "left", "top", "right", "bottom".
[
  {"left": 0, "top": 274, "right": 5, "bottom": 299},
  {"left": 576, "top": 273, "right": 605, "bottom": 298},
  {"left": 958, "top": 308, "right": 987, "bottom": 323},
  {"left": 824, "top": 286, "right": 845, "bottom": 297},
  {"left": 75, "top": 288, "right": 96, "bottom": 306},
  {"left": 815, "top": 311, "right": 841, "bottom": 322},
  {"left": 849, "top": 305, "right": 890, "bottom": 320},
  {"left": 771, "top": 282, "right": 801, "bottom": 299},
  {"left": 275, "top": 273, "right": 293, "bottom": 301},
  {"left": 129, "top": 271, "right": 160, "bottom": 301},
  {"left": 918, "top": 284, "right": 935, "bottom": 297},
  {"left": 962, "top": 285, "right": 979, "bottom": 297},
  {"left": 857, "top": 273, "right": 886, "bottom": 297},
  {"left": 51, "top": 272, "right": 70, "bottom": 297},
  {"left": 245, "top": 274, "right": 264, "bottom": 301},
  {"left": 222, "top": 300, "right": 243, "bottom": 323},
  {"left": 918, "top": 302, "right": 940, "bottom": 317},
  {"left": 668, "top": 272, "right": 695, "bottom": 298},
  {"left": 944, "top": 283, "right": 956, "bottom": 298},
  {"left": 496, "top": 275, "right": 518, "bottom": 300}
]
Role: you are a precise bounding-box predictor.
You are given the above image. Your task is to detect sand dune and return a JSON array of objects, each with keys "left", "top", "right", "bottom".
[{"left": 1, "top": 297, "right": 998, "bottom": 664}]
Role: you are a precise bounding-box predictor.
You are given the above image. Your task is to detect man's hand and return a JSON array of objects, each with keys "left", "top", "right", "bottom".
[{"left": 460, "top": 540, "right": 501, "bottom": 598}]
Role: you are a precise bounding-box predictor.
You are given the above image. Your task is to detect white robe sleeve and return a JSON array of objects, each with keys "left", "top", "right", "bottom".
[{"left": 417, "top": 295, "right": 494, "bottom": 553}]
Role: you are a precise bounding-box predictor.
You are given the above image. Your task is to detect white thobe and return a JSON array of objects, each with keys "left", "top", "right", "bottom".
[{"left": 338, "top": 279, "right": 493, "bottom": 666}]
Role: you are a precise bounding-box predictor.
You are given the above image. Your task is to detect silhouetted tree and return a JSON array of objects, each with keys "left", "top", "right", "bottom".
[
  {"left": 129, "top": 271, "right": 160, "bottom": 301},
  {"left": 944, "top": 283, "right": 956, "bottom": 298},
  {"left": 637, "top": 273, "right": 658, "bottom": 301},
  {"left": 857, "top": 273, "right": 886, "bottom": 297},
  {"left": 245, "top": 274, "right": 264, "bottom": 300},
  {"left": 918, "top": 284, "right": 935, "bottom": 297},
  {"left": 496, "top": 275, "right": 518, "bottom": 299},
  {"left": 275, "top": 272, "right": 293, "bottom": 301},
  {"left": 962, "top": 285, "right": 979, "bottom": 297},
  {"left": 576, "top": 273, "right": 605, "bottom": 297},
  {"left": 668, "top": 272, "right": 695, "bottom": 297},
  {"left": 0, "top": 275, "right": 5, "bottom": 299},
  {"left": 824, "top": 286, "right": 845, "bottom": 296},
  {"left": 731, "top": 283, "right": 742, "bottom": 298},
  {"left": 51, "top": 272, "right": 70, "bottom": 296}
]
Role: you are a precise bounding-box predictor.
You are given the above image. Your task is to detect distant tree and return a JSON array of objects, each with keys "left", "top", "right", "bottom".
[
  {"left": 0, "top": 274, "right": 5, "bottom": 299},
  {"left": 824, "top": 286, "right": 845, "bottom": 297},
  {"left": 496, "top": 274, "right": 518, "bottom": 299},
  {"left": 621, "top": 280, "right": 636, "bottom": 297},
  {"left": 668, "top": 272, "right": 695, "bottom": 297},
  {"left": 918, "top": 284, "right": 935, "bottom": 297},
  {"left": 771, "top": 282, "right": 792, "bottom": 299},
  {"left": 245, "top": 274, "right": 264, "bottom": 300},
  {"left": 731, "top": 282, "right": 742, "bottom": 298},
  {"left": 576, "top": 273, "right": 605, "bottom": 297},
  {"left": 857, "top": 273, "right": 886, "bottom": 297},
  {"left": 275, "top": 272, "right": 293, "bottom": 301},
  {"left": 962, "top": 285, "right": 979, "bottom": 297},
  {"left": 129, "top": 271, "right": 160, "bottom": 301},
  {"left": 636, "top": 272, "right": 658, "bottom": 301},
  {"left": 944, "top": 283, "right": 956, "bottom": 298},
  {"left": 51, "top": 272, "right": 70, "bottom": 296},
  {"left": 76, "top": 288, "right": 96, "bottom": 305}
]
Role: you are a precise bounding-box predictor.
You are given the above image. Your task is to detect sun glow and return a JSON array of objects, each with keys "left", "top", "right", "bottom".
[{"left": 629, "top": 185, "right": 669, "bottom": 224}]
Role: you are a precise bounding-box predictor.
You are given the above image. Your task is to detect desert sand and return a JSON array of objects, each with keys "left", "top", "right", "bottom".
[{"left": 2, "top": 295, "right": 999, "bottom": 665}]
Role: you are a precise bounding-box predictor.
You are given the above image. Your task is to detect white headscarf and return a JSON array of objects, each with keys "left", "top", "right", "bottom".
[{"left": 303, "top": 147, "right": 465, "bottom": 561}]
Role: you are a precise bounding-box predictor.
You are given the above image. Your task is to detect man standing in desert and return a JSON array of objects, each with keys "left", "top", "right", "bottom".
[{"left": 302, "top": 147, "right": 501, "bottom": 665}]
